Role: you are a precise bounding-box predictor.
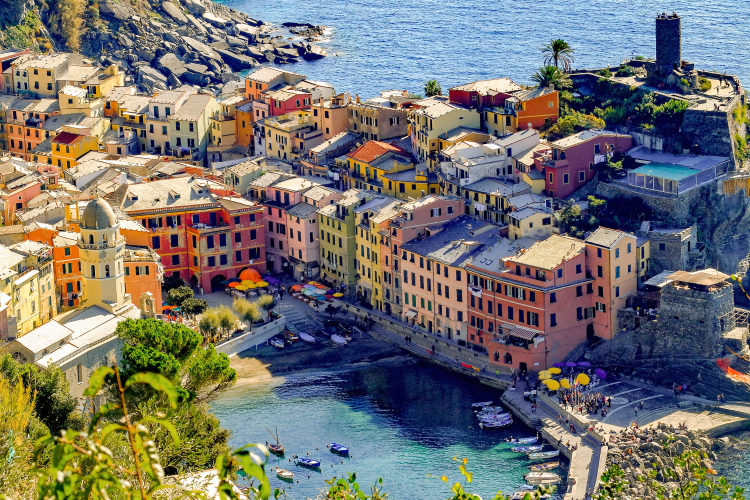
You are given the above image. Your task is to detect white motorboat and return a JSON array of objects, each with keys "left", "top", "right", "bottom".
[
  {"left": 331, "top": 334, "right": 348, "bottom": 346},
  {"left": 299, "top": 332, "right": 316, "bottom": 343},
  {"left": 525, "top": 471, "right": 562, "bottom": 485},
  {"left": 512, "top": 445, "right": 543, "bottom": 454},
  {"left": 276, "top": 468, "right": 294, "bottom": 481},
  {"left": 471, "top": 400, "right": 493, "bottom": 409},
  {"left": 528, "top": 450, "right": 560, "bottom": 460},
  {"left": 269, "top": 338, "right": 285, "bottom": 349}
]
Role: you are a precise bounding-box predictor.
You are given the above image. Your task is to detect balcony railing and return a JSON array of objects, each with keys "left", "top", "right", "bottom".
[
  {"left": 188, "top": 222, "right": 231, "bottom": 234},
  {"left": 78, "top": 238, "right": 125, "bottom": 250}
]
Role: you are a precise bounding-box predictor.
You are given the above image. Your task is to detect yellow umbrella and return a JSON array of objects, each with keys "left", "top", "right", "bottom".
[
  {"left": 542, "top": 379, "right": 561, "bottom": 391},
  {"left": 560, "top": 378, "right": 572, "bottom": 389},
  {"left": 548, "top": 367, "right": 562, "bottom": 374},
  {"left": 236, "top": 285, "right": 248, "bottom": 291},
  {"left": 333, "top": 293, "right": 344, "bottom": 297},
  {"left": 576, "top": 373, "right": 591, "bottom": 386},
  {"left": 538, "top": 371, "right": 552, "bottom": 380},
  {"left": 242, "top": 280, "right": 254, "bottom": 286},
  {"left": 245, "top": 283, "right": 256, "bottom": 289},
  {"left": 256, "top": 281, "right": 269, "bottom": 287}
]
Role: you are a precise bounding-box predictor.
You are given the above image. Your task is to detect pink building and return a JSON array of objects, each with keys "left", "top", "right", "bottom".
[
  {"left": 466, "top": 228, "right": 638, "bottom": 374},
  {"left": 1, "top": 178, "right": 42, "bottom": 224},
  {"left": 380, "top": 195, "right": 465, "bottom": 318},
  {"left": 267, "top": 87, "right": 312, "bottom": 116},
  {"left": 534, "top": 130, "right": 632, "bottom": 199},
  {"left": 400, "top": 215, "right": 497, "bottom": 342},
  {"left": 285, "top": 185, "right": 343, "bottom": 280}
]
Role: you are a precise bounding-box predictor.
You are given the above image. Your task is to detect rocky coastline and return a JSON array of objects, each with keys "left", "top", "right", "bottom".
[
  {"left": 89, "top": 0, "right": 329, "bottom": 94},
  {"left": 605, "top": 423, "right": 744, "bottom": 497}
]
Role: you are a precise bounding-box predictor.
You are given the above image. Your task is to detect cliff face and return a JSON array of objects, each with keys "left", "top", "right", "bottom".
[{"left": 0, "top": 0, "right": 328, "bottom": 93}]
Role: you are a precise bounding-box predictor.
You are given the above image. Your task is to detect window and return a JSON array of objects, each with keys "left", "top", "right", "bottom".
[
  {"left": 598, "top": 286, "right": 604, "bottom": 297},
  {"left": 507, "top": 307, "right": 514, "bottom": 320},
  {"left": 576, "top": 286, "right": 583, "bottom": 297},
  {"left": 597, "top": 265, "right": 603, "bottom": 277},
  {"left": 220, "top": 254, "right": 228, "bottom": 265},
  {"left": 189, "top": 122, "right": 194, "bottom": 132},
  {"left": 579, "top": 171, "right": 585, "bottom": 182},
  {"left": 615, "top": 266, "right": 621, "bottom": 279},
  {"left": 576, "top": 264, "right": 582, "bottom": 274},
  {"left": 152, "top": 236, "right": 160, "bottom": 249},
  {"left": 64, "top": 247, "right": 71, "bottom": 256},
  {"left": 615, "top": 286, "right": 620, "bottom": 297},
  {"left": 529, "top": 291, "right": 536, "bottom": 302},
  {"left": 172, "top": 255, "right": 180, "bottom": 265},
  {"left": 550, "top": 292, "right": 556, "bottom": 303},
  {"left": 659, "top": 243, "right": 666, "bottom": 251},
  {"left": 550, "top": 313, "right": 557, "bottom": 327},
  {"left": 528, "top": 312, "right": 539, "bottom": 327},
  {"left": 170, "top": 234, "right": 178, "bottom": 247},
  {"left": 219, "top": 234, "right": 227, "bottom": 247},
  {"left": 208, "top": 256, "right": 216, "bottom": 267},
  {"left": 207, "top": 236, "right": 214, "bottom": 249},
  {"left": 250, "top": 229, "right": 257, "bottom": 240},
  {"left": 175, "top": 122, "right": 180, "bottom": 131},
  {"left": 563, "top": 173, "right": 569, "bottom": 184},
  {"left": 456, "top": 289, "right": 463, "bottom": 302},
  {"left": 627, "top": 243, "right": 632, "bottom": 253},
  {"left": 236, "top": 250, "right": 242, "bottom": 261},
  {"left": 557, "top": 268, "right": 563, "bottom": 278},
  {"left": 455, "top": 270, "right": 462, "bottom": 281},
  {"left": 628, "top": 264, "right": 632, "bottom": 273},
  {"left": 615, "top": 248, "right": 620, "bottom": 258}
]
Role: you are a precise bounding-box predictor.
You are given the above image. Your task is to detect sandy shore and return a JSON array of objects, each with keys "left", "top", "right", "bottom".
[{"left": 229, "top": 331, "right": 408, "bottom": 385}]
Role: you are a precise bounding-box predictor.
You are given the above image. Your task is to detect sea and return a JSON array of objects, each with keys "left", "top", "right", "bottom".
[
  {"left": 210, "top": 361, "right": 547, "bottom": 499},
  {"left": 218, "top": 0, "right": 749, "bottom": 98}
]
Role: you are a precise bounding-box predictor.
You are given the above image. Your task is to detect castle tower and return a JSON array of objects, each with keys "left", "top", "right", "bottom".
[
  {"left": 78, "top": 197, "right": 132, "bottom": 314},
  {"left": 655, "top": 12, "right": 682, "bottom": 73}
]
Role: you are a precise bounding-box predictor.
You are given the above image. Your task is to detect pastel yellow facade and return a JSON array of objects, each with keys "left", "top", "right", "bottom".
[{"left": 51, "top": 133, "right": 100, "bottom": 169}]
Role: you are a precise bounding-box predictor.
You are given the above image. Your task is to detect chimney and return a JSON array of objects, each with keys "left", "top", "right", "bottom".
[{"left": 356, "top": 94, "right": 361, "bottom": 103}]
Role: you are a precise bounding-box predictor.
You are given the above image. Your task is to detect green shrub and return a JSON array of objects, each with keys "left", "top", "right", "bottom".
[
  {"left": 615, "top": 65, "right": 635, "bottom": 77},
  {"left": 698, "top": 77, "right": 712, "bottom": 92},
  {"left": 167, "top": 285, "right": 194, "bottom": 306},
  {"left": 598, "top": 68, "right": 613, "bottom": 78}
]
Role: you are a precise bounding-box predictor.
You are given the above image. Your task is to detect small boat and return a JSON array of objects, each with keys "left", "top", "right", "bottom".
[
  {"left": 299, "top": 332, "right": 316, "bottom": 344},
  {"left": 341, "top": 332, "right": 353, "bottom": 342},
  {"left": 479, "top": 419, "right": 513, "bottom": 429},
  {"left": 276, "top": 468, "right": 294, "bottom": 481},
  {"left": 528, "top": 450, "right": 560, "bottom": 460},
  {"left": 511, "top": 486, "right": 550, "bottom": 500},
  {"left": 512, "top": 445, "right": 543, "bottom": 454},
  {"left": 477, "top": 406, "right": 504, "bottom": 413},
  {"left": 530, "top": 461, "right": 559, "bottom": 472},
  {"left": 268, "top": 444, "right": 285, "bottom": 455},
  {"left": 479, "top": 414, "right": 513, "bottom": 422},
  {"left": 331, "top": 334, "right": 348, "bottom": 346},
  {"left": 329, "top": 443, "right": 349, "bottom": 455},
  {"left": 284, "top": 332, "right": 299, "bottom": 342},
  {"left": 269, "top": 338, "right": 285, "bottom": 349},
  {"left": 472, "top": 401, "right": 493, "bottom": 409},
  {"left": 296, "top": 457, "right": 321, "bottom": 468},
  {"left": 525, "top": 472, "right": 562, "bottom": 485},
  {"left": 506, "top": 437, "right": 538, "bottom": 445}
]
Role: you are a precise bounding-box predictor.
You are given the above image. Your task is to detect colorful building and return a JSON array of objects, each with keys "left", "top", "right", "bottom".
[
  {"left": 484, "top": 86, "right": 560, "bottom": 135},
  {"left": 535, "top": 130, "right": 633, "bottom": 199},
  {"left": 409, "top": 96, "right": 480, "bottom": 162},
  {"left": 256, "top": 110, "right": 324, "bottom": 162},
  {"left": 311, "top": 93, "right": 351, "bottom": 140}
]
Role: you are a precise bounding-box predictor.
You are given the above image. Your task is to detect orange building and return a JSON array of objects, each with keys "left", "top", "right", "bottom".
[
  {"left": 26, "top": 224, "right": 82, "bottom": 310},
  {"left": 7, "top": 98, "right": 60, "bottom": 160},
  {"left": 485, "top": 86, "right": 559, "bottom": 136}
]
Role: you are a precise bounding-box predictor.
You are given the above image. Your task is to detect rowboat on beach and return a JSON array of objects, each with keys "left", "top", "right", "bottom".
[
  {"left": 299, "top": 332, "right": 316, "bottom": 343},
  {"left": 269, "top": 338, "right": 285, "bottom": 349},
  {"left": 528, "top": 450, "right": 560, "bottom": 460},
  {"left": 511, "top": 445, "right": 543, "bottom": 454},
  {"left": 530, "top": 461, "right": 559, "bottom": 472},
  {"left": 525, "top": 471, "right": 562, "bottom": 485},
  {"left": 331, "top": 334, "right": 348, "bottom": 346}
]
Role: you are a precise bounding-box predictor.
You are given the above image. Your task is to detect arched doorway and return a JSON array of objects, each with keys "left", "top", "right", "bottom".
[
  {"left": 504, "top": 352, "right": 512, "bottom": 364},
  {"left": 210, "top": 274, "right": 227, "bottom": 293},
  {"left": 189, "top": 275, "right": 199, "bottom": 289},
  {"left": 494, "top": 352, "right": 500, "bottom": 362}
]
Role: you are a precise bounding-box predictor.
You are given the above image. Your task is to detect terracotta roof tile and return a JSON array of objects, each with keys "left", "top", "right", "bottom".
[{"left": 348, "top": 141, "right": 405, "bottom": 164}]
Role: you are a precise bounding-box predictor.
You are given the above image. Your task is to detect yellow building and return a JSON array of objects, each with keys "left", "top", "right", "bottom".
[
  {"left": 82, "top": 65, "right": 126, "bottom": 98},
  {"left": 461, "top": 177, "right": 532, "bottom": 224},
  {"left": 11, "top": 53, "right": 89, "bottom": 97},
  {"left": 437, "top": 126, "right": 491, "bottom": 152},
  {"left": 508, "top": 207, "right": 556, "bottom": 241},
  {"left": 636, "top": 237, "right": 651, "bottom": 284},
  {"left": 0, "top": 241, "right": 56, "bottom": 338},
  {"left": 409, "top": 96, "right": 480, "bottom": 162},
  {"left": 259, "top": 111, "right": 325, "bottom": 162},
  {"left": 354, "top": 199, "right": 401, "bottom": 308},
  {"left": 59, "top": 85, "right": 103, "bottom": 117},
  {"left": 210, "top": 94, "right": 244, "bottom": 148},
  {"left": 51, "top": 130, "right": 100, "bottom": 170}
]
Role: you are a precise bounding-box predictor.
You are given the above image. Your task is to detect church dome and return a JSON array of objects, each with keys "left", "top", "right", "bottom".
[{"left": 81, "top": 198, "right": 118, "bottom": 230}]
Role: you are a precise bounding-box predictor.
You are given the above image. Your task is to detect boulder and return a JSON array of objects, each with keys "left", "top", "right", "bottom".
[
  {"left": 185, "top": 14, "right": 207, "bottom": 34},
  {"left": 276, "top": 47, "right": 299, "bottom": 58},
  {"left": 164, "top": 31, "right": 181, "bottom": 44},
  {"left": 118, "top": 34, "right": 134, "bottom": 48},
  {"left": 301, "top": 43, "right": 327, "bottom": 60},
  {"left": 138, "top": 66, "right": 168, "bottom": 90},
  {"left": 202, "top": 12, "right": 229, "bottom": 27},
  {"left": 181, "top": 0, "right": 206, "bottom": 15},
  {"left": 213, "top": 48, "right": 256, "bottom": 71},
  {"left": 226, "top": 35, "right": 248, "bottom": 48},
  {"left": 210, "top": 40, "right": 231, "bottom": 51},
  {"left": 100, "top": 0, "right": 134, "bottom": 22},
  {"left": 649, "top": 442, "right": 664, "bottom": 453},
  {"left": 181, "top": 36, "right": 223, "bottom": 60},
  {"left": 671, "top": 441, "right": 686, "bottom": 455},
  {"left": 157, "top": 53, "right": 187, "bottom": 78},
  {"left": 245, "top": 46, "right": 267, "bottom": 62},
  {"left": 128, "top": 21, "right": 143, "bottom": 36},
  {"left": 161, "top": 1, "right": 188, "bottom": 24},
  {"left": 185, "top": 62, "right": 208, "bottom": 74},
  {"left": 180, "top": 71, "right": 208, "bottom": 86},
  {"left": 235, "top": 24, "right": 259, "bottom": 42}
]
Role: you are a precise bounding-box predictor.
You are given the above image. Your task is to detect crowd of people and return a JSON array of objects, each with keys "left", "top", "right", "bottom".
[{"left": 558, "top": 389, "right": 612, "bottom": 417}]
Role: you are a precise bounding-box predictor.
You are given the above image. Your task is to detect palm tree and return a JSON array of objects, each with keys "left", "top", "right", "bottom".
[
  {"left": 424, "top": 79, "right": 442, "bottom": 97},
  {"left": 542, "top": 39, "right": 575, "bottom": 72},
  {"left": 531, "top": 65, "right": 572, "bottom": 90}
]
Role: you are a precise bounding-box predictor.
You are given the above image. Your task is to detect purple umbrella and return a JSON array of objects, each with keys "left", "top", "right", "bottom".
[
  {"left": 564, "top": 362, "right": 577, "bottom": 367},
  {"left": 577, "top": 361, "right": 592, "bottom": 367},
  {"left": 553, "top": 362, "right": 566, "bottom": 367},
  {"left": 596, "top": 368, "right": 607, "bottom": 379}
]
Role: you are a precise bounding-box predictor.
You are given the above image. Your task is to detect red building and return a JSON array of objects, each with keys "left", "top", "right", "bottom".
[
  {"left": 535, "top": 130, "right": 633, "bottom": 199},
  {"left": 108, "top": 176, "right": 266, "bottom": 292},
  {"left": 448, "top": 78, "right": 522, "bottom": 109},
  {"left": 267, "top": 87, "right": 312, "bottom": 116}
]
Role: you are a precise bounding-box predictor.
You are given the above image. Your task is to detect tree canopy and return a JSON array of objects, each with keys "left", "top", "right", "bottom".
[
  {"left": 542, "top": 38, "right": 575, "bottom": 72},
  {"left": 424, "top": 79, "right": 442, "bottom": 97},
  {"left": 532, "top": 65, "right": 572, "bottom": 90}
]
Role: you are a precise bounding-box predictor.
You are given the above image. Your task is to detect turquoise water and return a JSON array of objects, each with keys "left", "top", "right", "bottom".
[
  {"left": 220, "top": 0, "right": 747, "bottom": 98},
  {"left": 210, "top": 361, "right": 551, "bottom": 499}
]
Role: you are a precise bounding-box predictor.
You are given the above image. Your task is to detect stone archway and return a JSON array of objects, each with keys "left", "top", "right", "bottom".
[
  {"left": 210, "top": 274, "right": 227, "bottom": 293},
  {"left": 189, "top": 275, "right": 199, "bottom": 289}
]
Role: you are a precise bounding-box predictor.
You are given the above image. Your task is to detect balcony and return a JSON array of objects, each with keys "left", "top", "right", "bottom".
[
  {"left": 188, "top": 222, "right": 231, "bottom": 234},
  {"left": 213, "top": 113, "right": 235, "bottom": 122},
  {"left": 147, "top": 113, "right": 169, "bottom": 122}
]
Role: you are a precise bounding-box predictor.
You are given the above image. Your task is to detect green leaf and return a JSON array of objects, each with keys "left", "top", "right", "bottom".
[
  {"left": 141, "top": 415, "right": 181, "bottom": 446},
  {"left": 83, "top": 366, "right": 114, "bottom": 397},
  {"left": 99, "top": 423, "right": 126, "bottom": 442},
  {"left": 125, "top": 372, "right": 180, "bottom": 408}
]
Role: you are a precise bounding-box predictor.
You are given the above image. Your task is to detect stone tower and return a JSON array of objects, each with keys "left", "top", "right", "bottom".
[
  {"left": 655, "top": 12, "right": 682, "bottom": 73},
  {"left": 78, "top": 197, "right": 132, "bottom": 314},
  {"left": 641, "top": 269, "right": 735, "bottom": 359}
]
